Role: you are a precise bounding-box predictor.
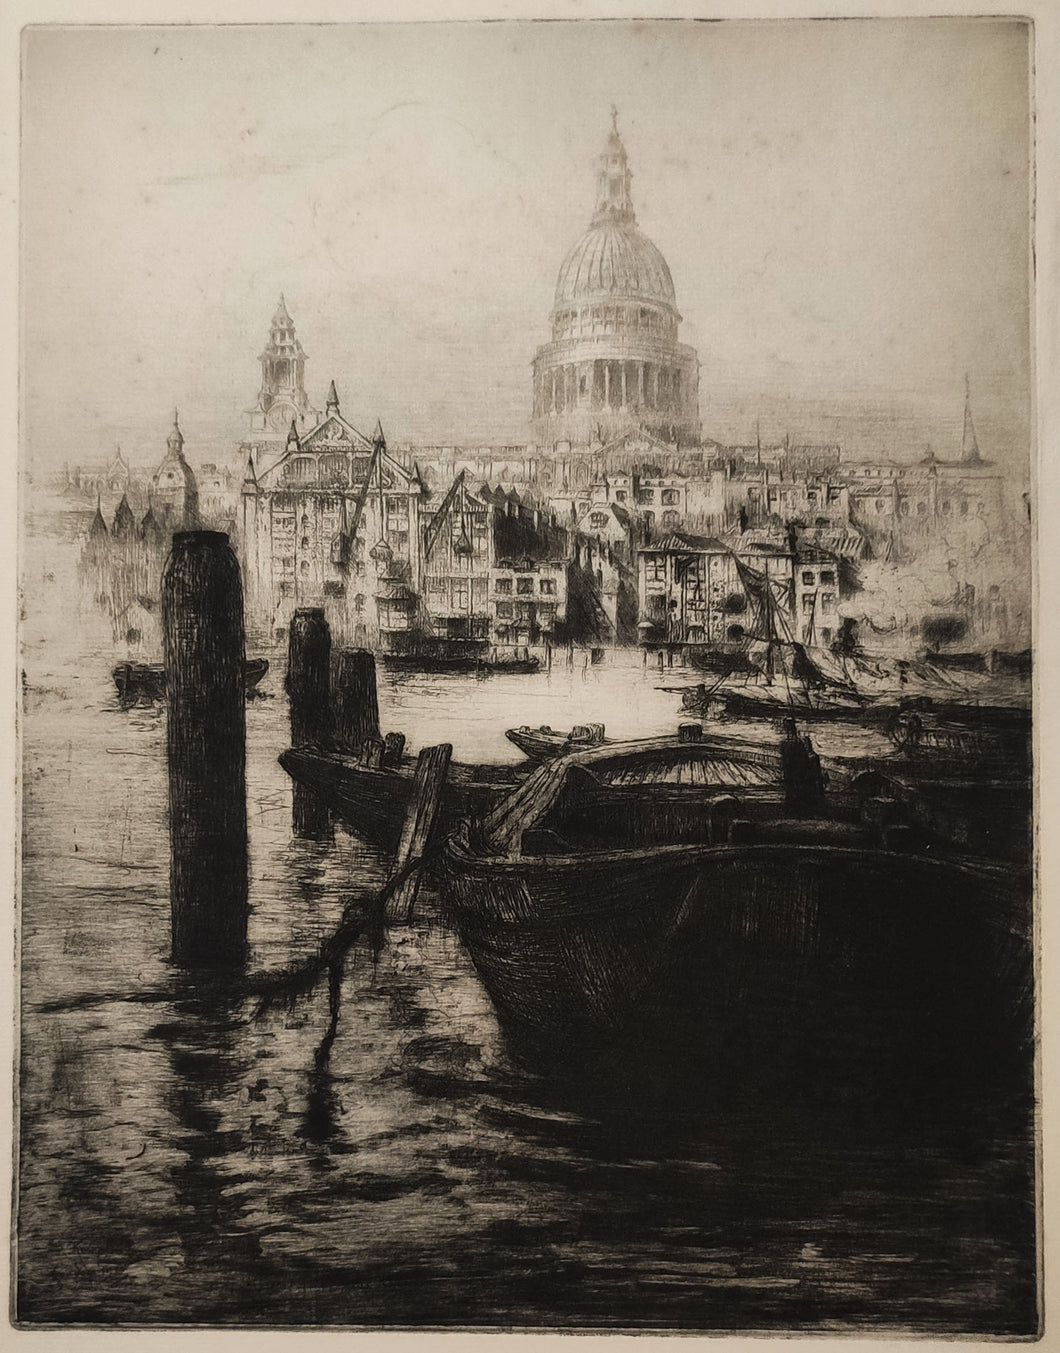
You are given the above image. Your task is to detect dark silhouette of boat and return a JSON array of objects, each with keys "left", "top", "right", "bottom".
[
  {"left": 112, "top": 658, "right": 269, "bottom": 706},
  {"left": 438, "top": 731, "right": 1032, "bottom": 1082},
  {"left": 923, "top": 650, "right": 989, "bottom": 674},
  {"left": 991, "top": 648, "right": 1032, "bottom": 678},
  {"left": 278, "top": 745, "right": 528, "bottom": 853},
  {"left": 505, "top": 722, "right": 608, "bottom": 762},
  {"left": 381, "top": 636, "right": 539, "bottom": 675}
]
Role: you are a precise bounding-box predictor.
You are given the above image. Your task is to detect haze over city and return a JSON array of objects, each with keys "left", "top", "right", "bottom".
[{"left": 22, "top": 20, "right": 1031, "bottom": 475}]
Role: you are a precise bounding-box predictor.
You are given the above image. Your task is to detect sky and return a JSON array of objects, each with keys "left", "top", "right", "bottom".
[{"left": 20, "top": 18, "right": 1032, "bottom": 475}]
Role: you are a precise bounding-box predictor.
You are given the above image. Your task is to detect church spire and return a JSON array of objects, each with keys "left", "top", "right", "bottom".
[
  {"left": 326, "top": 380, "right": 340, "bottom": 415},
  {"left": 961, "top": 374, "right": 982, "bottom": 464},
  {"left": 252, "top": 294, "right": 312, "bottom": 433},
  {"left": 591, "top": 110, "right": 635, "bottom": 228},
  {"left": 167, "top": 410, "right": 184, "bottom": 453}
]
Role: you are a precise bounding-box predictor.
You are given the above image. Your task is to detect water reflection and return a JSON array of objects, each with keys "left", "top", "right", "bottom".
[{"left": 18, "top": 517, "right": 1037, "bottom": 1333}]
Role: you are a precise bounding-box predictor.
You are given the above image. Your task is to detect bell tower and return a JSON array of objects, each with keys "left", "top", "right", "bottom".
[{"left": 249, "top": 294, "right": 315, "bottom": 434}]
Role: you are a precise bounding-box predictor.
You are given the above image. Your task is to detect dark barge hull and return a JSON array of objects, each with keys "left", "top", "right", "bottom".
[
  {"left": 715, "top": 688, "right": 882, "bottom": 723},
  {"left": 441, "top": 832, "right": 1032, "bottom": 1086},
  {"left": 113, "top": 657, "right": 269, "bottom": 705},
  {"left": 381, "top": 654, "right": 540, "bottom": 675},
  {"left": 278, "top": 746, "right": 525, "bottom": 853}
]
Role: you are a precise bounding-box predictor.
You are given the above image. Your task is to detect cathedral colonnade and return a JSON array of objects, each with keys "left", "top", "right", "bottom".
[{"left": 534, "top": 358, "right": 687, "bottom": 417}]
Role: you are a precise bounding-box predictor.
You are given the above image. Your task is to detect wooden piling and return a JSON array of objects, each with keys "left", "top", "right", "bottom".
[
  {"left": 387, "top": 744, "right": 452, "bottom": 923},
  {"left": 286, "top": 607, "right": 332, "bottom": 838},
  {"left": 331, "top": 648, "right": 380, "bottom": 755},
  {"left": 162, "top": 531, "right": 248, "bottom": 968}
]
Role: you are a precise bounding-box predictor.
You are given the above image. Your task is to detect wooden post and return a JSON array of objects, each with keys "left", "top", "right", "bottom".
[
  {"left": 678, "top": 723, "right": 703, "bottom": 743},
  {"left": 383, "top": 731, "right": 406, "bottom": 767},
  {"left": 331, "top": 648, "right": 380, "bottom": 755},
  {"left": 361, "top": 735, "right": 386, "bottom": 769},
  {"left": 162, "top": 531, "right": 248, "bottom": 968},
  {"left": 286, "top": 607, "right": 332, "bottom": 838},
  {"left": 386, "top": 744, "right": 452, "bottom": 923}
]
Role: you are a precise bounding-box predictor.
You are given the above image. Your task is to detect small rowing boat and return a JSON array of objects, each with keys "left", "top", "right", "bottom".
[{"left": 505, "top": 723, "right": 608, "bottom": 762}]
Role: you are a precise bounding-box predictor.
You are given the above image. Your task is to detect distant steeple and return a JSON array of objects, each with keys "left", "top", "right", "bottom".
[
  {"left": 251, "top": 294, "right": 313, "bottom": 434},
  {"left": 242, "top": 454, "right": 258, "bottom": 491},
  {"left": 287, "top": 420, "right": 300, "bottom": 448},
  {"left": 373, "top": 418, "right": 386, "bottom": 448},
  {"left": 167, "top": 410, "right": 184, "bottom": 453},
  {"left": 153, "top": 411, "right": 199, "bottom": 529},
  {"left": 961, "top": 375, "right": 982, "bottom": 464},
  {"left": 326, "top": 380, "right": 340, "bottom": 415},
  {"left": 591, "top": 110, "right": 635, "bottom": 228}
]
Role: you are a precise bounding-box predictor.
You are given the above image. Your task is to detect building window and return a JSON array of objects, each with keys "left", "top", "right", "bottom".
[
  {"left": 916, "top": 502, "right": 927, "bottom": 516},
  {"left": 452, "top": 580, "right": 469, "bottom": 609},
  {"left": 820, "top": 570, "right": 835, "bottom": 585},
  {"left": 300, "top": 561, "right": 310, "bottom": 576},
  {"left": 590, "top": 512, "right": 609, "bottom": 529},
  {"left": 300, "top": 536, "right": 310, "bottom": 550},
  {"left": 899, "top": 501, "right": 910, "bottom": 516},
  {"left": 515, "top": 602, "right": 533, "bottom": 622},
  {"left": 496, "top": 601, "right": 513, "bottom": 619},
  {"left": 643, "top": 510, "right": 655, "bottom": 530},
  {"left": 960, "top": 501, "right": 969, "bottom": 516},
  {"left": 539, "top": 578, "right": 556, "bottom": 595},
  {"left": 875, "top": 499, "right": 885, "bottom": 513},
  {"left": 801, "top": 570, "right": 816, "bottom": 586},
  {"left": 517, "top": 577, "right": 534, "bottom": 595},
  {"left": 821, "top": 628, "right": 833, "bottom": 644},
  {"left": 820, "top": 592, "right": 835, "bottom": 609},
  {"left": 495, "top": 577, "right": 512, "bottom": 594},
  {"left": 941, "top": 500, "right": 952, "bottom": 514},
  {"left": 662, "top": 510, "right": 679, "bottom": 528},
  {"left": 428, "top": 578, "right": 446, "bottom": 596},
  {"left": 661, "top": 489, "right": 679, "bottom": 506},
  {"left": 645, "top": 555, "right": 665, "bottom": 583},
  {"left": 636, "top": 490, "right": 654, "bottom": 505},
  {"left": 615, "top": 490, "right": 626, "bottom": 502}
]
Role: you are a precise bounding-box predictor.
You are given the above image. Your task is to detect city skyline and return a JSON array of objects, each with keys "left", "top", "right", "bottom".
[{"left": 22, "top": 20, "right": 1031, "bottom": 473}]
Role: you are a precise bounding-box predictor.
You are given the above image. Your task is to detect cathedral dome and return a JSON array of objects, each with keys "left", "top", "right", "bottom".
[
  {"left": 554, "top": 222, "right": 676, "bottom": 310},
  {"left": 531, "top": 114, "right": 700, "bottom": 449}
]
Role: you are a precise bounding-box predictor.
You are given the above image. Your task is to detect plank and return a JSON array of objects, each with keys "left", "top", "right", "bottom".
[{"left": 386, "top": 743, "right": 452, "bottom": 923}]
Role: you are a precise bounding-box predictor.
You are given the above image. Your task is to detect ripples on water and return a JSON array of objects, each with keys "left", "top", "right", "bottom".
[{"left": 16, "top": 518, "right": 1037, "bottom": 1333}]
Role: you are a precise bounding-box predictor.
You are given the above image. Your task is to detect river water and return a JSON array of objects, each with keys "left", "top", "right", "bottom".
[{"left": 16, "top": 504, "right": 1037, "bottom": 1333}]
